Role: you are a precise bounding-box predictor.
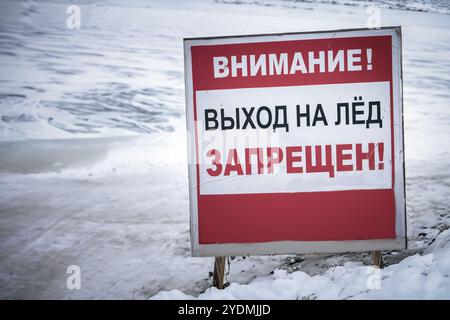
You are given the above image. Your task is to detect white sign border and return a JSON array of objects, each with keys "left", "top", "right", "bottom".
[{"left": 184, "top": 27, "right": 406, "bottom": 257}]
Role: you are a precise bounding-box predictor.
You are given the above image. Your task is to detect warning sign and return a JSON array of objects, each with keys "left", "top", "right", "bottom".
[{"left": 184, "top": 27, "right": 406, "bottom": 256}]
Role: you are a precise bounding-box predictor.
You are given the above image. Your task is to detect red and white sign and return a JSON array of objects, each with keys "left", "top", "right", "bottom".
[{"left": 184, "top": 27, "right": 406, "bottom": 256}]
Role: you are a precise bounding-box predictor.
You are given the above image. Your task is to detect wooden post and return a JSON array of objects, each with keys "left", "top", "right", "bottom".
[
  {"left": 372, "top": 251, "right": 383, "bottom": 268},
  {"left": 213, "top": 257, "right": 226, "bottom": 289}
]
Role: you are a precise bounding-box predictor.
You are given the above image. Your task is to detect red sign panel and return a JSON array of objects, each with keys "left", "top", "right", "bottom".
[{"left": 184, "top": 27, "right": 406, "bottom": 256}]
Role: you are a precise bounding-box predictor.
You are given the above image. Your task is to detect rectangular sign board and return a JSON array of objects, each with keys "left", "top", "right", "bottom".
[{"left": 184, "top": 27, "right": 406, "bottom": 257}]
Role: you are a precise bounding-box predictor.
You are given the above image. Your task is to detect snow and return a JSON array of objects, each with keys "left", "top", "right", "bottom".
[
  {"left": 0, "top": 0, "right": 449, "bottom": 299},
  {"left": 152, "top": 230, "right": 450, "bottom": 299}
]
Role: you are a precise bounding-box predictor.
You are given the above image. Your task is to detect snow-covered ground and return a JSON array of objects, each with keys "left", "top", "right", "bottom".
[{"left": 0, "top": 0, "right": 449, "bottom": 299}]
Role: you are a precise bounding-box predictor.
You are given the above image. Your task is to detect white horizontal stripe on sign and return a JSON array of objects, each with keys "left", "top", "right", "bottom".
[{"left": 196, "top": 81, "right": 392, "bottom": 195}]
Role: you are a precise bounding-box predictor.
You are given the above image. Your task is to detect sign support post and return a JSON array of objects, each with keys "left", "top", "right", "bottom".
[
  {"left": 372, "top": 251, "right": 383, "bottom": 268},
  {"left": 213, "top": 257, "right": 226, "bottom": 289}
]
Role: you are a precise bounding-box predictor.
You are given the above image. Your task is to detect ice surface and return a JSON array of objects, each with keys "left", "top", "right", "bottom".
[{"left": 0, "top": 0, "right": 449, "bottom": 299}]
